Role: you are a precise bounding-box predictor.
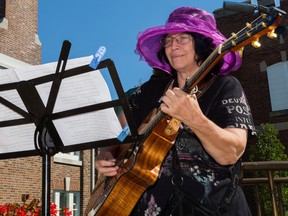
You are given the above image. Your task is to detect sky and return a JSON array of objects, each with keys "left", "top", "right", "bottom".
[{"left": 38, "top": 0, "right": 275, "bottom": 96}]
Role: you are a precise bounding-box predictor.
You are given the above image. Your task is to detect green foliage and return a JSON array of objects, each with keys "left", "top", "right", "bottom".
[
  {"left": 249, "top": 123, "right": 287, "bottom": 162},
  {"left": 248, "top": 123, "right": 288, "bottom": 216}
]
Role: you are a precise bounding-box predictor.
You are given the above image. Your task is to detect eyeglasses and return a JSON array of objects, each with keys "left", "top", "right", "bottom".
[{"left": 160, "top": 34, "right": 192, "bottom": 48}]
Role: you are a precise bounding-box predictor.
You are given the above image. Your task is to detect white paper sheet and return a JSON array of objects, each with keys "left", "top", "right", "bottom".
[{"left": 0, "top": 56, "right": 122, "bottom": 155}]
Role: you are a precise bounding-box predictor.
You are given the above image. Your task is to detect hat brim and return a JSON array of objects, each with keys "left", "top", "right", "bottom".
[{"left": 135, "top": 22, "right": 242, "bottom": 75}]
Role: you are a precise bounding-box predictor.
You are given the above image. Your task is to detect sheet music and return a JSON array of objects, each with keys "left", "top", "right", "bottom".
[
  {"left": 0, "top": 56, "right": 123, "bottom": 155},
  {"left": 0, "top": 124, "right": 36, "bottom": 153},
  {"left": 0, "top": 89, "right": 28, "bottom": 121},
  {"left": 0, "top": 68, "right": 20, "bottom": 84}
]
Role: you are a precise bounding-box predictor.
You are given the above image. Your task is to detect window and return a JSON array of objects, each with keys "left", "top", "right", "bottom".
[
  {"left": 0, "top": 0, "right": 5, "bottom": 19},
  {"left": 267, "top": 61, "right": 288, "bottom": 111},
  {"left": 54, "top": 191, "right": 80, "bottom": 216},
  {"left": 54, "top": 151, "right": 82, "bottom": 166}
]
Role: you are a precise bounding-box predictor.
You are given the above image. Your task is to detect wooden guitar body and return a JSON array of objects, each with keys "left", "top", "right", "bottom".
[{"left": 88, "top": 114, "right": 178, "bottom": 216}]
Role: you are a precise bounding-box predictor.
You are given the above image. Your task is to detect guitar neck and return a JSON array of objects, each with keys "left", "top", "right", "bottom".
[
  {"left": 183, "top": 45, "right": 225, "bottom": 94},
  {"left": 138, "top": 110, "right": 164, "bottom": 136}
]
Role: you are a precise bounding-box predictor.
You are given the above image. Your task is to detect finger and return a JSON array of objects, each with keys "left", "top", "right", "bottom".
[
  {"left": 96, "top": 159, "right": 116, "bottom": 167},
  {"left": 160, "top": 102, "right": 168, "bottom": 111},
  {"left": 98, "top": 166, "right": 119, "bottom": 177},
  {"left": 172, "top": 87, "right": 183, "bottom": 96},
  {"left": 162, "top": 91, "right": 174, "bottom": 105},
  {"left": 174, "top": 88, "right": 193, "bottom": 100},
  {"left": 95, "top": 160, "right": 119, "bottom": 176},
  {"left": 187, "top": 93, "right": 197, "bottom": 100},
  {"left": 165, "top": 89, "right": 177, "bottom": 98}
]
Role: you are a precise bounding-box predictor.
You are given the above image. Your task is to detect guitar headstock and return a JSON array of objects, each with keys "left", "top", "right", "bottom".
[
  {"left": 221, "top": 7, "right": 286, "bottom": 53},
  {"left": 181, "top": 6, "right": 286, "bottom": 94}
]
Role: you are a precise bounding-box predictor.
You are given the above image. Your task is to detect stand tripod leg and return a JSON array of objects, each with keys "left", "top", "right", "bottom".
[{"left": 42, "top": 153, "right": 51, "bottom": 216}]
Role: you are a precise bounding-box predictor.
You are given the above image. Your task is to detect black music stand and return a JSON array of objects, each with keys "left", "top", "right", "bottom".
[{"left": 0, "top": 40, "right": 143, "bottom": 215}]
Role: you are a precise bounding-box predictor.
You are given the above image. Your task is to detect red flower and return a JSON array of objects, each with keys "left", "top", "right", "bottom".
[
  {"left": 50, "top": 202, "right": 58, "bottom": 215},
  {"left": 61, "top": 207, "right": 73, "bottom": 216},
  {"left": 16, "top": 208, "right": 27, "bottom": 216},
  {"left": 0, "top": 198, "right": 72, "bottom": 216}
]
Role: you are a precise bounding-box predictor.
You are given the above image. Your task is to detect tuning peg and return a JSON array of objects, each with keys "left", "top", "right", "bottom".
[
  {"left": 251, "top": 38, "right": 261, "bottom": 48},
  {"left": 237, "top": 47, "right": 244, "bottom": 58},
  {"left": 246, "top": 22, "right": 252, "bottom": 29},
  {"left": 261, "top": 14, "right": 267, "bottom": 19},
  {"left": 231, "top": 40, "right": 237, "bottom": 46},
  {"left": 231, "top": 32, "right": 237, "bottom": 38},
  {"left": 267, "top": 29, "right": 277, "bottom": 39},
  {"left": 261, "top": 21, "right": 267, "bottom": 28}
]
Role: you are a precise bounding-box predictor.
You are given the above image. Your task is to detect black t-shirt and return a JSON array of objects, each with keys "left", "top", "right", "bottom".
[{"left": 129, "top": 75, "right": 255, "bottom": 216}]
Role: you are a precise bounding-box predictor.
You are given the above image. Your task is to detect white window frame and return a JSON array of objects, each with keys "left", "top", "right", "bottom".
[
  {"left": 267, "top": 61, "right": 288, "bottom": 112},
  {"left": 54, "top": 192, "right": 60, "bottom": 216},
  {"left": 54, "top": 191, "right": 80, "bottom": 216},
  {"left": 54, "top": 151, "right": 82, "bottom": 166}
]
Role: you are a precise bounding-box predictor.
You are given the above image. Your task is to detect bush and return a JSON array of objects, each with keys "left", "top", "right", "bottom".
[{"left": 248, "top": 123, "right": 288, "bottom": 215}]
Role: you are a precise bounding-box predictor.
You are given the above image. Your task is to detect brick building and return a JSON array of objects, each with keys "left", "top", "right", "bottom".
[
  {"left": 1, "top": 0, "right": 287, "bottom": 215},
  {"left": 214, "top": 0, "right": 288, "bottom": 214},
  {"left": 0, "top": 0, "right": 41, "bottom": 66},
  {"left": 0, "top": 0, "right": 93, "bottom": 215},
  {"left": 214, "top": 0, "right": 288, "bottom": 149}
]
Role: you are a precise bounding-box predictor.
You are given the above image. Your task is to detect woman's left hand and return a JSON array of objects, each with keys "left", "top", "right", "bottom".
[{"left": 160, "top": 87, "right": 203, "bottom": 127}]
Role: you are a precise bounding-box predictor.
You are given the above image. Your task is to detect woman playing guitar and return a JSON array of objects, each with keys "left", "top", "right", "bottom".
[{"left": 94, "top": 6, "right": 256, "bottom": 216}]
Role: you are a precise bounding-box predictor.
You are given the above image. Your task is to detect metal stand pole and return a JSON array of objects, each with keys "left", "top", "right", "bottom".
[{"left": 42, "top": 153, "right": 51, "bottom": 216}]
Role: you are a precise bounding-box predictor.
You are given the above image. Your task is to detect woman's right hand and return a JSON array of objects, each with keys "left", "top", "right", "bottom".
[
  {"left": 95, "top": 158, "right": 119, "bottom": 177},
  {"left": 95, "top": 149, "right": 119, "bottom": 177}
]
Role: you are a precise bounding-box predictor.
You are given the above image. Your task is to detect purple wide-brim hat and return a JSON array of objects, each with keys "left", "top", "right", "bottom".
[{"left": 135, "top": 7, "right": 242, "bottom": 75}]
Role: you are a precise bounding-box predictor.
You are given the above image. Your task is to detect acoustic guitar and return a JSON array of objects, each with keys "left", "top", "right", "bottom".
[{"left": 86, "top": 7, "right": 285, "bottom": 216}]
